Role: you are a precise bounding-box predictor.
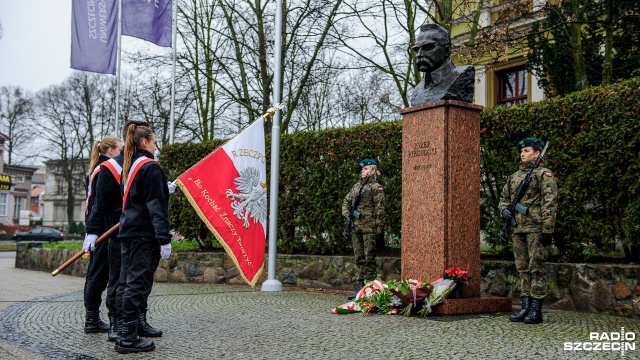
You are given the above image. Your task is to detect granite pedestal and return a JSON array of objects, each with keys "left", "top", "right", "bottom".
[{"left": 400, "top": 100, "right": 511, "bottom": 314}]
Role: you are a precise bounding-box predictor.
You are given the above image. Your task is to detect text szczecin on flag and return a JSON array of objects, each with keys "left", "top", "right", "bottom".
[
  {"left": 70, "top": 0, "right": 118, "bottom": 74},
  {"left": 176, "top": 120, "right": 267, "bottom": 287},
  {"left": 122, "top": 0, "right": 173, "bottom": 47}
]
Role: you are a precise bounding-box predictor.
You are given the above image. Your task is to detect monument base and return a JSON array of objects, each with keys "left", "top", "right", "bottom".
[{"left": 432, "top": 296, "right": 512, "bottom": 315}]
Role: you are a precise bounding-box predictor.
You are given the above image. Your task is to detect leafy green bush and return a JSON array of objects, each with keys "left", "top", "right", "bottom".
[{"left": 480, "top": 77, "right": 640, "bottom": 260}]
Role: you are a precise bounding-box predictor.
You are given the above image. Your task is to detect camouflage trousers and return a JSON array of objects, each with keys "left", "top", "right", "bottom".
[
  {"left": 351, "top": 231, "right": 377, "bottom": 283},
  {"left": 512, "top": 232, "right": 549, "bottom": 299}
]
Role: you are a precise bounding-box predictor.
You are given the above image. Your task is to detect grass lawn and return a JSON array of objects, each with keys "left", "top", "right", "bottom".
[
  {"left": 43, "top": 240, "right": 204, "bottom": 252},
  {"left": 0, "top": 243, "right": 16, "bottom": 251}
]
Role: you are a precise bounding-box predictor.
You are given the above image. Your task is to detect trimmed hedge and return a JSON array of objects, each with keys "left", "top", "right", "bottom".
[
  {"left": 480, "top": 77, "right": 640, "bottom": 260},
  {"left": 160, "top": 77, "right": 640, "bottom": 260},
  {"left": 160, "top": 122, "right": 402, "bottom": 255}
]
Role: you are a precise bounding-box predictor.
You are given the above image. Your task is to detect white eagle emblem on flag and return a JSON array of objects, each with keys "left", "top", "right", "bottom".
[{"left": 225, "top": 167, "right": 267, "bottom": 228}]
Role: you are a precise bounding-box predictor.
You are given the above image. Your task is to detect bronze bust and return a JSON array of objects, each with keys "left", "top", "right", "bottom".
[{"left": 410, "top": 24, "right": 475, "bottom": 106}]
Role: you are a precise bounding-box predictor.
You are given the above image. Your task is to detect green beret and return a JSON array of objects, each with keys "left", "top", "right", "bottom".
[
  {"left": 517, "top": 137, "right": 544, "bottom": 151},
  {"left": 359, "top": 158, "right": 378, "bottom": 168}
]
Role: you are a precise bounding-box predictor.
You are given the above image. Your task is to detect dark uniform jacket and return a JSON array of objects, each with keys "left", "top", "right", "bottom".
[
  {"left": 85, "top": 155, "right": 110, "bottom": 220},
  {"left": 498, "top": 161, "right": 558, "bottom": 234},
  {"left": 118, "top": 150, "right": 171, "bottom": 245},
  {"left": 86, "top": 154, "right": 123, "bottom": 237}
]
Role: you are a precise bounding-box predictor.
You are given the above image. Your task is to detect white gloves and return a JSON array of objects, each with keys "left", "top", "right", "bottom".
[
  {"left": 167, "top": 182, "right": 177, "bottom": 195},
  {"left": 160, "top": 243, "right": 172, "bottom": 259},
  {"left": 83, "top": 234, "right": 98, "bottom": 252}
]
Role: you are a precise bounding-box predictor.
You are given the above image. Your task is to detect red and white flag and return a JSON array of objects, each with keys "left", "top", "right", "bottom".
[{"left": 175, "top": 120, "right": 266, "bottom": 287}]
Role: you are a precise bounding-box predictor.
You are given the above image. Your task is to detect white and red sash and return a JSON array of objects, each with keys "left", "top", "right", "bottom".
[
  {"left": 101, "top": 158, "right": 122, "bottom": 185},
  {"left": 122, "top": 157, "right": 154, "bottom": 211},
  {"left": 85, "top": 165, "right": 102, "bottom": 217}
]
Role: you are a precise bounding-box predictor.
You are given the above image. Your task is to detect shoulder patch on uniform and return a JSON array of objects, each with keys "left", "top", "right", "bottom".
[
  {"left": 378, "top": 187, "right": 384, "bottom": 192},
  {"left": 545, "top": 171, "right": 553, "bottom": 177}
]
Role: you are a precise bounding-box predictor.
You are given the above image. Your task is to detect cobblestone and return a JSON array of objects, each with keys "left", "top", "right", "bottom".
[{"left": 1, "top": 252, "right": 639, "bottom": 359}]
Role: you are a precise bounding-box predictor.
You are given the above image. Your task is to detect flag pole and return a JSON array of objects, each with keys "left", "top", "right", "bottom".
[
  {"left": 261, "top": 0, "right": 283, "bottom": 292},
  {"left": 168, "top": 0, "right": 177, "bottom": 144},
  {"left": 115, "top": 0, "right": 123, "bottom": 136}
]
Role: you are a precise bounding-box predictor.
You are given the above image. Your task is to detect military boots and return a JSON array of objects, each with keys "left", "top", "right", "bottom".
[
  {"left": 114, "top": 320, "right": 155, "bottom": 354},
  {"left": 524, "top": 298, "right": 544, "bottom": 324},
  {"left": 84, "top": 310, "right": 110, "bottom": 333},
  {"left": 509, "top": 296, "right": 531, "bottom": 322},
  {"left": 107, "top": 313, "right": 119, "bottom": 342},
  {"left": 137, "top": 311, "right": 163, "bottom": 337}
]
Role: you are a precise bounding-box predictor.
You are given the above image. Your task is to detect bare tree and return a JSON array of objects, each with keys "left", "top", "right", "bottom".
[
  {"left": 31, "top": 73, "right": 117, "bottom": 224},
  {"left": 0, "top": 86, "right": 35, "bottom": 164},
  {"left": 331, "top": 0, "right": 423, "bottom": 108},
  {"left": 36, "top": 85, "right": 86, "bottom": 225},
  {"left": 172, "top": 0, "right": 348, "bottom": 135}
]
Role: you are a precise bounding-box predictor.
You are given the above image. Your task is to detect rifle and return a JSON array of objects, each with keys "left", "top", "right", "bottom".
[
  {"left": 499, "top": 142, "right": 549, "bottom": 243},
  {"left": 51, "top": 223, "right": 120, "bottom": 276},
  {"left": 343, "top": 175, "right": 370, "bottom": 240}
]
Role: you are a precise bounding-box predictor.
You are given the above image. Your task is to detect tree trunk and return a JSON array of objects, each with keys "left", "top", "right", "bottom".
[
  {"left": 601, "top": 0, "right": 614, "bottom": 85},
  {"left": 570, "top": 2, "right": 588, "bottom": 90}
]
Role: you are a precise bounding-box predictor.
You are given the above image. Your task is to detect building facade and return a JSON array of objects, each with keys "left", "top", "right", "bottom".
[
  {"left": 449, "top": 0, "right": 548, "bottom": 108},
  {"left": 42, "top": 159, "right": 88, "bottom": 230}
]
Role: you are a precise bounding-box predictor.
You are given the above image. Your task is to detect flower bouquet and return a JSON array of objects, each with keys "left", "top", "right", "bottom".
[
  {"left": 330, "top": 271, "right": 465, "bottom": 316},
  {"left": 387, "top": 279, "right": 432, "bottom": 316},
  {"left": 331, "top": 280, "right": 390, "bottom": 315},
  {"left": 441, "top": 266, "right": 471, "bottom": 299},
  {"left": 443, "top": 266, "right": 471, "bottom": 285},
  {"left": 420, "top": 278, "right": 456, "bottom": 315}
]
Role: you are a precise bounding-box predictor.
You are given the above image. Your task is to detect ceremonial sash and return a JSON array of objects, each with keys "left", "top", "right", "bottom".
[
  {"left": 122, "top": 157, "right": 154, "bottom": 211},
  {"left": 85, "top": 165, "right": 102, "bottom": 217},
  {"left": 101, "top": 158, "right": 122, "bottom": 185}
]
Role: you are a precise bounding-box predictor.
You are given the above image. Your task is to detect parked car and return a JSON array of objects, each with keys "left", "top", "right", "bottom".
[{"left": 12, "top": 227, "right": 65, "bottom": 242}]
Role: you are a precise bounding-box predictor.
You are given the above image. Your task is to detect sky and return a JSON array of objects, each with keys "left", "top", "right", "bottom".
[{"left": 0, "top": 1, "right": 74, "bottom": 93}]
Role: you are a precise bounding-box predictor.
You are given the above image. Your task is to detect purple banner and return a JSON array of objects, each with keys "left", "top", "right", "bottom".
[
  {"left": 122, "top": 0, "right": 173, "bottom": 47},
  {"left": 70, "top": 0, "right": 118, "bottom": 75}
]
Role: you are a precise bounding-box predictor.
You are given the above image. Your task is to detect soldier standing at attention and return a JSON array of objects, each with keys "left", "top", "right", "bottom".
[
  {"left": 499, "top": 138, "right": 558, "bottom": 324},
  {"left": 342, "top": 159, "right": 385, "bottom": 300}
]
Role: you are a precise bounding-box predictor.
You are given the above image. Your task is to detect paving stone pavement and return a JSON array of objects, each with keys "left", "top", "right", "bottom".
[{"left": 0, "top": 251, "right": 639, "bottom": 360}]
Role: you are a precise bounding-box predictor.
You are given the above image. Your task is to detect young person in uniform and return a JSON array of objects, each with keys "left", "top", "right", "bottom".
[
  {"left": 82, "top": 136, "right": 123, "bottom": 333},
  {"left": 499, "top": 137, "right": 558, "bottom": 324},
  {"left": 341, "top": 158, "right": 385, "bottom": 300},
  {"left": 85, "top": 120, "right": 167, "bottom": 342},
  {"left": 114, "top": 124, "right": 172, "bottom": 354}
]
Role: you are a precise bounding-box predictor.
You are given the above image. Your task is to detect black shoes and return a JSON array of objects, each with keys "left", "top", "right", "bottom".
[
  {"left": 524, "top": 298, "right": 544, "bottom": 324},
  {"left": 509, "top": 296, "right": 544, "bottom": 324},
  {"left": 137, "top": 311, "right": 163, "bottom": 337},
  {"left": 509, "top": 296, "right": 531, "bottom": 322},
  {"left": 107, "top": 314, "right": 119, "bottom": 342},
  {"left": 84, "top": 310, "right": 110, "bottom": 333},
  {"left": 114, "top": 320, "right": 155, "bottom": 354}
]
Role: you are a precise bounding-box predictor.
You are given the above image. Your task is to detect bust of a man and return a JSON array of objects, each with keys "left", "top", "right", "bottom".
[{"left": 409, "top": 24, "right": 475, "bottom": 106}]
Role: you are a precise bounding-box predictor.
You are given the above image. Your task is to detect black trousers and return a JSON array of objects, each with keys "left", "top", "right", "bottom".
[
  {"left": 119, "top": 238, "right": 160, "bottom": 323},
  {"left": 84, "top": 239, "right": 109, "bottom": 312},
  {"left": 106, "top": 237, "right": 121, "bottom": 316}
]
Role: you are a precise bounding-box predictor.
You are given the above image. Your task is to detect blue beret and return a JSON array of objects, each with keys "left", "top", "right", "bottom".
[
  {"left": 359, "top": 158, "right": 378, "bottom": 168},
  {"left": 517, "top": 137, "right": 544, "bottom": 150}
]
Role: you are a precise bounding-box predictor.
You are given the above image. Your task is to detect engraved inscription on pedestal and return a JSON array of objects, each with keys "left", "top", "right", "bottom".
[{"left": 408, "top": 141, "right": 436, "bottom": 171}]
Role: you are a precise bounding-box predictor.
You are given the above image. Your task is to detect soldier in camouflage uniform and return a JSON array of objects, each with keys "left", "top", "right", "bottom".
[
  {"left": 342, "top": 159, "right": 385, "bottom": 299},
  {"left": 499, "top": 138, "right": 558, "bottom": 324}
]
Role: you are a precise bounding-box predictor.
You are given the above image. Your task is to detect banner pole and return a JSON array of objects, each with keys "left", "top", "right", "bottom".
[
  {"left": 115, "top": 0, "right": 123, "bottom": 136},
  {"left": 169, "top": 0, "right": 177, "bottom": 144},
  {"left": 261, "top": 0, "right": 283, "bottom": 292}
]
